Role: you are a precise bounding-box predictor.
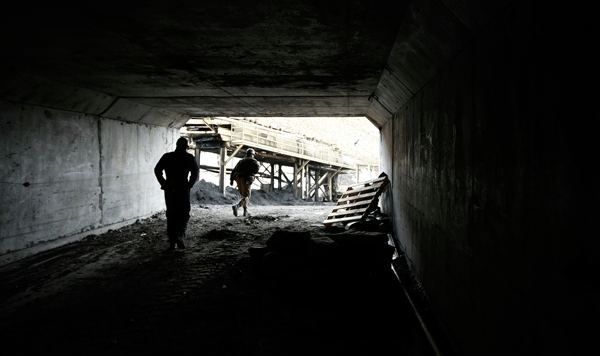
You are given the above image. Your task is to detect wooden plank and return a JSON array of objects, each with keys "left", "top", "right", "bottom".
[
  {"left": 345, "top": 182, "right": 384, "bottom": 194},
  {"left": 336, "top": 191, "right": 378, "bottom": 203},
  {"left": 328, "top": 207, "right": 367, "bottom": 217},
  {"left": 323, "top": 215, "right": 363, "bottom": 225},
  {"left": 336, "top": 196, "right": 376, "bottom": 205},
  {"left": 347, "top": 176, "right": 387, "bottom": 188},
  {"left": 326, "top": 207, "right": 368, "bottom": 218},
  {"left": 331, "top": 200, "right": 372, "bottom": 211}
]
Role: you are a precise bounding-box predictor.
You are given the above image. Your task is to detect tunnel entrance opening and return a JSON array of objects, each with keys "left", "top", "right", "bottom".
[{"left": 181, "top": 116, "right": 380, "bottom": 204}]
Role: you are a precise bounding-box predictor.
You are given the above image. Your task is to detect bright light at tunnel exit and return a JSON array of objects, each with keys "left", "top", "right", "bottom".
[{"left": 181, "top": 117, "right": 380, "bottom": 189}]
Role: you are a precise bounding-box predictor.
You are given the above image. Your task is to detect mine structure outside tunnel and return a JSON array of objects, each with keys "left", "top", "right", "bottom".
[{"left": 182, "top": 117, "right": 356, "bottom": 201}]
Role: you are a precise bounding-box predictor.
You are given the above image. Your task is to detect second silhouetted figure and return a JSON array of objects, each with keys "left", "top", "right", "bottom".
[{"left": 230, "top": 148, "right": 260, "bottom": 217}]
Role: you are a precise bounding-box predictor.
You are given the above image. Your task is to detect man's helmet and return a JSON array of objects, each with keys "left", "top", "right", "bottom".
[{"left": 246, "top": 148, "right": 255, "bottom": 156}]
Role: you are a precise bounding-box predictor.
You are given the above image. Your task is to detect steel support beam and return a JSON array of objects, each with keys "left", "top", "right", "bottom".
[
  {"left": 278, "top": 164, "right": 282, "bottom": 190},
  {"left": 270, "top": 163, "right": 275, "bottom": 192},
  {"left": 327, "top": 172, "right": 333, "bottom": 202},
  {"left": 224, "top": 145, "right": 243, "bottom": 165},
  {"left": 219, "top": 145, "right": 227, "bottom": 194},
  {"left": 301, "top": 160, "right": 307, "bottom": 200},
  {"left": 315, "top": 169, "right": 320, "bottom": 202},
  {"left": 293, "top": 162, "right": 298, "bottom": 198}
]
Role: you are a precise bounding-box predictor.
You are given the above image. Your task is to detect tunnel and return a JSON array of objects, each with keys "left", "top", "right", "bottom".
[{"left": 0, "top": 1, "right": 597, "bottom": 355}]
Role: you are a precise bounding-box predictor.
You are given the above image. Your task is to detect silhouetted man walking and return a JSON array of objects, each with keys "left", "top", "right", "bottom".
[{"left": 154, "top": 137, "right": 199, "bottom": 250}]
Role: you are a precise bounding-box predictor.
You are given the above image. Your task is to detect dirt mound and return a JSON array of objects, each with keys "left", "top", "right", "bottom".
[
  {"left": 190, "top": 179, "right": 239, "bottom": 205},
  {"left": 190, "top": 179, "right": 326, "bottom": 206},
  {"left": 249, "top": 185, "right": 324, "bottom": 206}
]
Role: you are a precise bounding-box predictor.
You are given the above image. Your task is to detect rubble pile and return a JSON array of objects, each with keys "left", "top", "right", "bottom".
[
  {"left": 190, "top": 179, "right": 328, "bottom": 206},
  {"left": 190, "top": 179, "right": 239, "bottom": 205}
]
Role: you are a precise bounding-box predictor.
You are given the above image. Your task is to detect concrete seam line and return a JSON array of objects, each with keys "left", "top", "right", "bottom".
[
  {"left": 390, "top": 262, "right": 443, "bottom": 356},
  {"left": 98, "top": 119, "right": 104, "bottom": 224},
  {"left": 98, "top": 97, "right": 119, "bottom": 117}
]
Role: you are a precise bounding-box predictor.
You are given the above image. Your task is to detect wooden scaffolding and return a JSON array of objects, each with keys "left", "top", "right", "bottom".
[{"left": 181, "top": 117, "right": 354, "bottom": 201}]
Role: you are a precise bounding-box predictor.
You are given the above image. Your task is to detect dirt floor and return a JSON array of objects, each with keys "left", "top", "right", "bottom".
[{"left": 0, "top": 189, "right": 442, "bottom": 355}]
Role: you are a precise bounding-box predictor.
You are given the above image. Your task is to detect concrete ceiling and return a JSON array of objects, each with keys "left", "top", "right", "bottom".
[
  {"left": 1, "top": 1, "right": 408, "bottom": 123},
  {"left": 1, "top": 0, "right": 506, "bottom": 128}
]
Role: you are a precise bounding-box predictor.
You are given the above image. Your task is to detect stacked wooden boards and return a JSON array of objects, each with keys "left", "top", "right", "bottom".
[{"left": 323, "top": 173, "right": 389, "bottom": 227}]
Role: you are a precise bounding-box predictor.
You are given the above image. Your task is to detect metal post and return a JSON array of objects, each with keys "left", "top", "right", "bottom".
[
  {"left": 301, "top": 161, "right": 306, "bottom": 200},
  {"left": 308, "top": 166, "right": 311, "bottom": 199},
  {"left": 278, "top": 164, "right": 282, "bottom": 190},
  {"left": 315, "top": 169, "right": 320, "bottom": 202},
  {"left": 293, "top": 162, "right": 298, "bottom": 198},
  {"left": 219, "top": 145, "right": 226, "bottom": 195},
  {"left": 270, "top": 163, "right": 274, "bottom": 192},
  {"left": 327, "top": 172, "right": 332, "bottom": 202},
  {"left": 307, "top": 167, "right": 312, "bottom": 200}
]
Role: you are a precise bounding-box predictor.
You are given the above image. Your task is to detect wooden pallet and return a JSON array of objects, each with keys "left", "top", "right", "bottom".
[{"left": 323, "top": 172, "right": 389, "bottom": 227}]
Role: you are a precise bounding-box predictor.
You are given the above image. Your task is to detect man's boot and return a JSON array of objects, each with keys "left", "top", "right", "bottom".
[
  {"left": 243, "top": 208, "right": 248, "bottom": 217},
  {"left": 176, "top": 235, "right": 185, "bottom": 249},
  {"left": 232, "top": 205, "right": 238, "bottom": 217}
]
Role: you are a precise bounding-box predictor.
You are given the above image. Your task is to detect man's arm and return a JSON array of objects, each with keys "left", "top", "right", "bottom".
[
  {"left": 154, "top": 156, "right": 167, "bottom": 189},
  {"left": 188, "top": 155, "right": 199, "bottom": 189},
  {"left": 230, "top": 161, "right": 241, "bottom": 185}
]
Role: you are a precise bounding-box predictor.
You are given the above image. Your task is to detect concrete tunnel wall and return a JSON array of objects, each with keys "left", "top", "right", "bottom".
[
  {"left": 0, "top": 75, "right": 181, "bottom": 265},
  {"left": 378, "top": 2, "right": 597, "bottom": 356}
]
